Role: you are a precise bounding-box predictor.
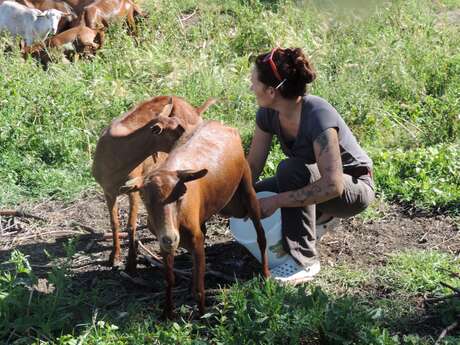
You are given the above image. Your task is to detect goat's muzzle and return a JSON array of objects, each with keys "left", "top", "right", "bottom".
[{"left": 160, "top": 233, "right": 179, "bottom": 253}]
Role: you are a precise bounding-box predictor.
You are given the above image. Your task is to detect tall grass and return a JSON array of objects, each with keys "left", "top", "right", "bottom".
[
  {"left": 0, "top": 0, "right": 459, "bottom": 210},
  {"left": 1, "top": 249, "right": 459, "bottom": 344}
]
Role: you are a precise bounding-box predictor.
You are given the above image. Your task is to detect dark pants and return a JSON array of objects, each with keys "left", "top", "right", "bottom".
[{"left": 255, "top": 158, "right": 375, "bottom": 267}]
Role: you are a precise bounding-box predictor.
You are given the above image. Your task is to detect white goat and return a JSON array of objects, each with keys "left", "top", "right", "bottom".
[{"left": 0, "top": 1, "right": 65, "bottom": 46}]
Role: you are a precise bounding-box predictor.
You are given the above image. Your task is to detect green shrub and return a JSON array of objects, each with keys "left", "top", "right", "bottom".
[{"left": 373, "top": 144, "right": 460, "bottom": 214}]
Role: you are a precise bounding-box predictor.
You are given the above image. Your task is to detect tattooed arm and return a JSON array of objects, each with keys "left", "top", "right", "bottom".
[
  {"left": 282, "top": 128, "right": 343, "bottom": 206},
  {"left": 259, "top": 128, "right": 343, "bottom": 217}
]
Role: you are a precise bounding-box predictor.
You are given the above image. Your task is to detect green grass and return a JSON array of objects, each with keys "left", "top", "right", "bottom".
[
  {"left": 0, "top": 0, "right": 459, "bottom": 213},
  {"left": 1, "top": 249, "right": 459, "bottom": 344},
  {"left": 379, "top": 250, "right": 460, "bottom": 294}
]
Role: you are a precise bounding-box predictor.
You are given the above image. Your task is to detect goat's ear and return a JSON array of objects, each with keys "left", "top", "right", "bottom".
[
  {"left": 158, "top": 97, "right": 173, "bottom": 118},
  {"left": 119, "top": 177, "right": 143, "bottom": 194},
  {"left": 163, "top": 182, "right": 187, "bottom": 204},
  {"left": 150, "top": 116, "right": 185, "bottom": 135},
  {"left": 177, "top": 169, "right": 208, "bottom": 183}
]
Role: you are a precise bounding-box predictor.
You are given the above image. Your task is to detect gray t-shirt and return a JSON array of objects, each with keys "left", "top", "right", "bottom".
[{"left": 256, "top": 95, "right": 372, "bottom": 171}]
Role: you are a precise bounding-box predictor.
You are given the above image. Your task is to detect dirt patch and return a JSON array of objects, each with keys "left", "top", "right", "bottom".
[
  {"left": 0, "top": 191, "right": 262, "bottom": 284},
  {"left": 320, "top": 204, "right": 459, "bottom": 267},
  {"left": 3, "top": 192, "right": 457, "bottom": 269},
  {"left": 1, "top": 193, "right": 459, "bottom": 334}
]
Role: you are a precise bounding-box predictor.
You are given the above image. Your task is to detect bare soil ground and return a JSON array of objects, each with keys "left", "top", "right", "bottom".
[{"left": 1, "top": 191, "right": 459, "bottom": 335}]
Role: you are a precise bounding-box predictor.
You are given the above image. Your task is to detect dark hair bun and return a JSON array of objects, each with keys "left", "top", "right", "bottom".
[
  {"left": 254, "top": 47, "right": 316, "bottom": 99},
  {"left": 283, "top": 48, "right": 316, "bottom": 85}
]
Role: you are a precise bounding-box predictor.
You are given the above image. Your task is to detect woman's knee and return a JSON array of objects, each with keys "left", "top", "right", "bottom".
[
  {"left": 276, "top": 158, "right": 314, "bottom": 191},
  {"left": 318, "top": 181, "right": 375, "bottom": 218}
]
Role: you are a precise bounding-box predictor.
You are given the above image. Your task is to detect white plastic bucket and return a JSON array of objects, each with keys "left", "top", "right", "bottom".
[{"left": 229, "top": 191, "right": 289, "bottom": 269}]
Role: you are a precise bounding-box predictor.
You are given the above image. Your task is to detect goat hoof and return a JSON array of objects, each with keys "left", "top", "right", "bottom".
[{"left": 108, "top": 253, "right": 122, "bottom": 268}]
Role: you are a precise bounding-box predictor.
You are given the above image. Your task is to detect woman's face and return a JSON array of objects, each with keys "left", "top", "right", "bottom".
[{"left": 250, "top": 67, "right": 273, "bottom": 108}]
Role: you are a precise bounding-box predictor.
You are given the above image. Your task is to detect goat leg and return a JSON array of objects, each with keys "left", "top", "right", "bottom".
[
  {"left": 191, "top": 231, "right": 206, "bottom": 316},
  {"left": 126, "top": 7, "right": 138, "bottom": 36},
  {"left": 161, "top": 252, "right": 176, "bottom": 320},
  {"left": 105, "top": 193, "right": 122, "bottom": 267},
  {"left": 126, "top": 191, "right": 140, "bottom": 274}
]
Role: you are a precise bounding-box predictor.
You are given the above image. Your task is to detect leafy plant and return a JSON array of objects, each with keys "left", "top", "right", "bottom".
[
  {"left": 373, "top": 144, "right": 460, "bottom": 214},
  {"left": 0, "top": 247, "right": 90, "bottom": 343}
]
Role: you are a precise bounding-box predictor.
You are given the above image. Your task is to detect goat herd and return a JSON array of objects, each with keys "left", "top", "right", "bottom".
[
  {"left": 91, "top": 95, "right": 271, "bottom": 318},
  {"left": 0, "top": 0, "right": 143, "bottom": 67}
]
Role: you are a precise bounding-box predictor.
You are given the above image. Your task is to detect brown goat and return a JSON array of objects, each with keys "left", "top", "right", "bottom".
[
  {"left": 121, "top": 120, "right": 270, "bottom": 318},
  {"left": 80, "top": 0, "right": 143, "bottom": 31},
  {"left": 24, "top": 23, "right": 104, "bottom": 68},
  {"left": 93, "top": 96, "right": 215, "bottom": 273}
]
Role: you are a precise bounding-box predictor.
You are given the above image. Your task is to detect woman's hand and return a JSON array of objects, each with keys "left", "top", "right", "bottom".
[{"left": 258, "top": 195, "right": 280, "bottom": 218}]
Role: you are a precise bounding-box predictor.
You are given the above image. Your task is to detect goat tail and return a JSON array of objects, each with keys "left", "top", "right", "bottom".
[{"left": 196, "top": 98, "right": 217, "bottom": 116}]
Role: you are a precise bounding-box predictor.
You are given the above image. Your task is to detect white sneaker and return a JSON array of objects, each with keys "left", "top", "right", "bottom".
[
  {"left": 271, "top": 256, "right": 320, "bottom": 285},
  {"left": 316, "top": 217, "right": 340, "bottom": 240}
]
